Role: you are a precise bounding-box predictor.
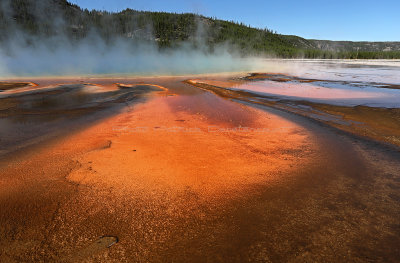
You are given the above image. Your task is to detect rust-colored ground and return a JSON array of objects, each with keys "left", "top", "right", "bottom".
[{"left": 1, "top": 76, "right": 400, "bottom": 262}]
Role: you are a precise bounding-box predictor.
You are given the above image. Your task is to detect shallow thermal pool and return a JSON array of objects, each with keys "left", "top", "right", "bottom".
[{"left": 233, "top": 59, "right": 400, "bottom": 107}]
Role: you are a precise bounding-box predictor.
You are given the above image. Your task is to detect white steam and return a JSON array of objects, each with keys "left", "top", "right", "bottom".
[
  {"left": 0, "top": 37, "right": 264, "bottom": 77},
  {"left": 0, "top": 1, "right": 267, "bottom": 78}
]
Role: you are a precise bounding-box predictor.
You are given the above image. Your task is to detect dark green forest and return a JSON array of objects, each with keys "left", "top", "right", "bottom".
[{"left": 1, "top": 0, "right": 399, "bottom": 59}]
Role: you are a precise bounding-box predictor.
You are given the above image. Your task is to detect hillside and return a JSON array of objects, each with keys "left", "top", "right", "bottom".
[
  {"left": 310, "top": 40, "right": 400, "bottom": 52},
  {"left": 0, "top": 0, "right": 399, "bottom": 59}
]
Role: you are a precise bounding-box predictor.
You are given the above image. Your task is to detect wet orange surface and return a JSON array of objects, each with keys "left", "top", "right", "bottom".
[
  {"left": 1, "top": 76, "right": 400, "bottom": 262},
  {"left": 67, "top": 92, "right": 313, "bottom": 198}
]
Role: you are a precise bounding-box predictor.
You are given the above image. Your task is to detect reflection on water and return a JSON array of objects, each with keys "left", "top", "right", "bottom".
[
  {"left": 230, "top": 80, "right": 400, "bottom": 107},
  {"left": 213, "top": 61, "right": 400, "bottom": 107},
  {"left": 263, "top": 59, "right": 400, "bottom": 84}
]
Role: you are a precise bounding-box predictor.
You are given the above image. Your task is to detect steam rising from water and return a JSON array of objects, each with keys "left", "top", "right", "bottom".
[
  {"left": 1, "top": 34, "right": 400, "bottom": 81},
  {"left": 0, "top": 0, "right": 269, "bottom": 78},
  {"left": 0, "top": 36, "right": 270, "bottom": 77}
]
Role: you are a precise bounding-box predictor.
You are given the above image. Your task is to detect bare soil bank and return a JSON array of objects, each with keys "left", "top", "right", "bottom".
[{"left": 0, "top": 82, "right": 37, "bottom": 91}]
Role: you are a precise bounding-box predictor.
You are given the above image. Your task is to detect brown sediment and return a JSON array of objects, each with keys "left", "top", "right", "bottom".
[
  {"left": 244, "top": 73, "right": 400, "bottom": 89},
  {"left": 244, "top": 73, "right": 321, "bottom": 83},
  {"left": 115, "top": 83, "right": 168, "bottom": 91},
  {"left": 0, "top": 82, "right": 38, "bottom": 91},
  {"left": 304, "top": 103, "right": 400, "bottom": 147},
  {"left": 63, "top": 236, "right": 118, "bottom": 262},
  {"left": 384, "top": 83, "right": 400, "bottom": 89},
  {"left": 0, "top": 97, "right": 18, "bottom": 111}
]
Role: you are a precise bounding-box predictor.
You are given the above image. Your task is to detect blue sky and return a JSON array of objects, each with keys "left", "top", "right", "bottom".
[{"left": 69, "top": 0, "right": 399, "bottom": 41}]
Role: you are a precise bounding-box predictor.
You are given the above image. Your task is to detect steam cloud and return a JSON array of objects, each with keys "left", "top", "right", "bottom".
[
  {"left": 0, "top": 38, "right": 263, "bottom": 77},
  {"left": 0, "top": 0, "right": 266, "bottom": 78}
]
